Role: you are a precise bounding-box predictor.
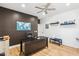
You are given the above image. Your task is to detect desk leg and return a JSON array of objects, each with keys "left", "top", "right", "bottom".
[{"left": 19, "top": 41, "right": 24, "bottom": 56}]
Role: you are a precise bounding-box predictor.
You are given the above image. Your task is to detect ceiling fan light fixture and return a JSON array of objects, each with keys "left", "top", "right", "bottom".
[{"left": 42, "top": 12, "right": 46, "bottom": 15}]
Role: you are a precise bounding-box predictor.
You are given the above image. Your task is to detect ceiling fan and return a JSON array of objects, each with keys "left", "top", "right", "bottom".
[{"left": 35, "top": 3, "right": 56, "bottom": 14}]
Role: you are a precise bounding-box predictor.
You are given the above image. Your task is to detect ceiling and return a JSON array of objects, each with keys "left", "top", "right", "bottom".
[{"left": 0, "top": 3, "right": 79, "bottom": 19}]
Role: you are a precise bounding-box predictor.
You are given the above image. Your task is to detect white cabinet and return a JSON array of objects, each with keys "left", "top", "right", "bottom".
[{"left": 0, "top": 40, "right": 5, "bottom": 53}]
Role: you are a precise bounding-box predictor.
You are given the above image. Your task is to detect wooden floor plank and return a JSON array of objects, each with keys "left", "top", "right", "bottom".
[{"left": 9, "top": 43, "right": 79, "bottom": 56}]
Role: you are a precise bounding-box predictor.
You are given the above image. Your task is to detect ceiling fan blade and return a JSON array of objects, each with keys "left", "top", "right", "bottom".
[
  {"left": 37, "top": 10, "right": 42, "bottom": 13},
  {"left": 45, "top": 3, "right": 51, "bottom": 8},
  {"left": 45, "top": 10, "right": 48, "bottom": 14},
  {"left": 47, "top": 8, "right": 56, "bottom": 10},
  {"left": 35, "top": 6, "right": 44, "bottom": 9}
]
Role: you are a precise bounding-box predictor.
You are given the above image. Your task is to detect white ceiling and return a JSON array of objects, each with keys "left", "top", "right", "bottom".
[{"left": 0, "top": 3, "right": 79, "bottom": 19}]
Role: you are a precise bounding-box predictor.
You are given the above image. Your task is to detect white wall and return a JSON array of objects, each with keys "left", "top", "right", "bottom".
[{"left": 38, "top": 9, "right": 79, "bottom": 48}]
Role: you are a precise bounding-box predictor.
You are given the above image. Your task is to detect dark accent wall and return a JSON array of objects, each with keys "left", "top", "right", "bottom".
[{"left": 0, "top": 7, "right": 38, "bottom": 46}]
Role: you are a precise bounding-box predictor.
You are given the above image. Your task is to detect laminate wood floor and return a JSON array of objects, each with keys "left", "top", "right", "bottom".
[{"left": 9, "top": 43, "right": 79, "bottom": 56}]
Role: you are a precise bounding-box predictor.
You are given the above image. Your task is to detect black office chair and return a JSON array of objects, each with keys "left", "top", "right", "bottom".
[
  {"left": 26, "top": 33, "right": 36, "bottom": 41},
  {"left": 0, "top": 53, "right": 5, "bottom": 56}
]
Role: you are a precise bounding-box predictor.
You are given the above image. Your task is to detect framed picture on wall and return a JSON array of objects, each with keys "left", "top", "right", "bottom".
[{"left": 45, "top": 24, "right": 49, "bottom": 29}]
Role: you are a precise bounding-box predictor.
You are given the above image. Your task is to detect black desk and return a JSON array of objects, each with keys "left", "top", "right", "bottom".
[{"left": 19, "top": 36, "right": 48, "bottom": 56}]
